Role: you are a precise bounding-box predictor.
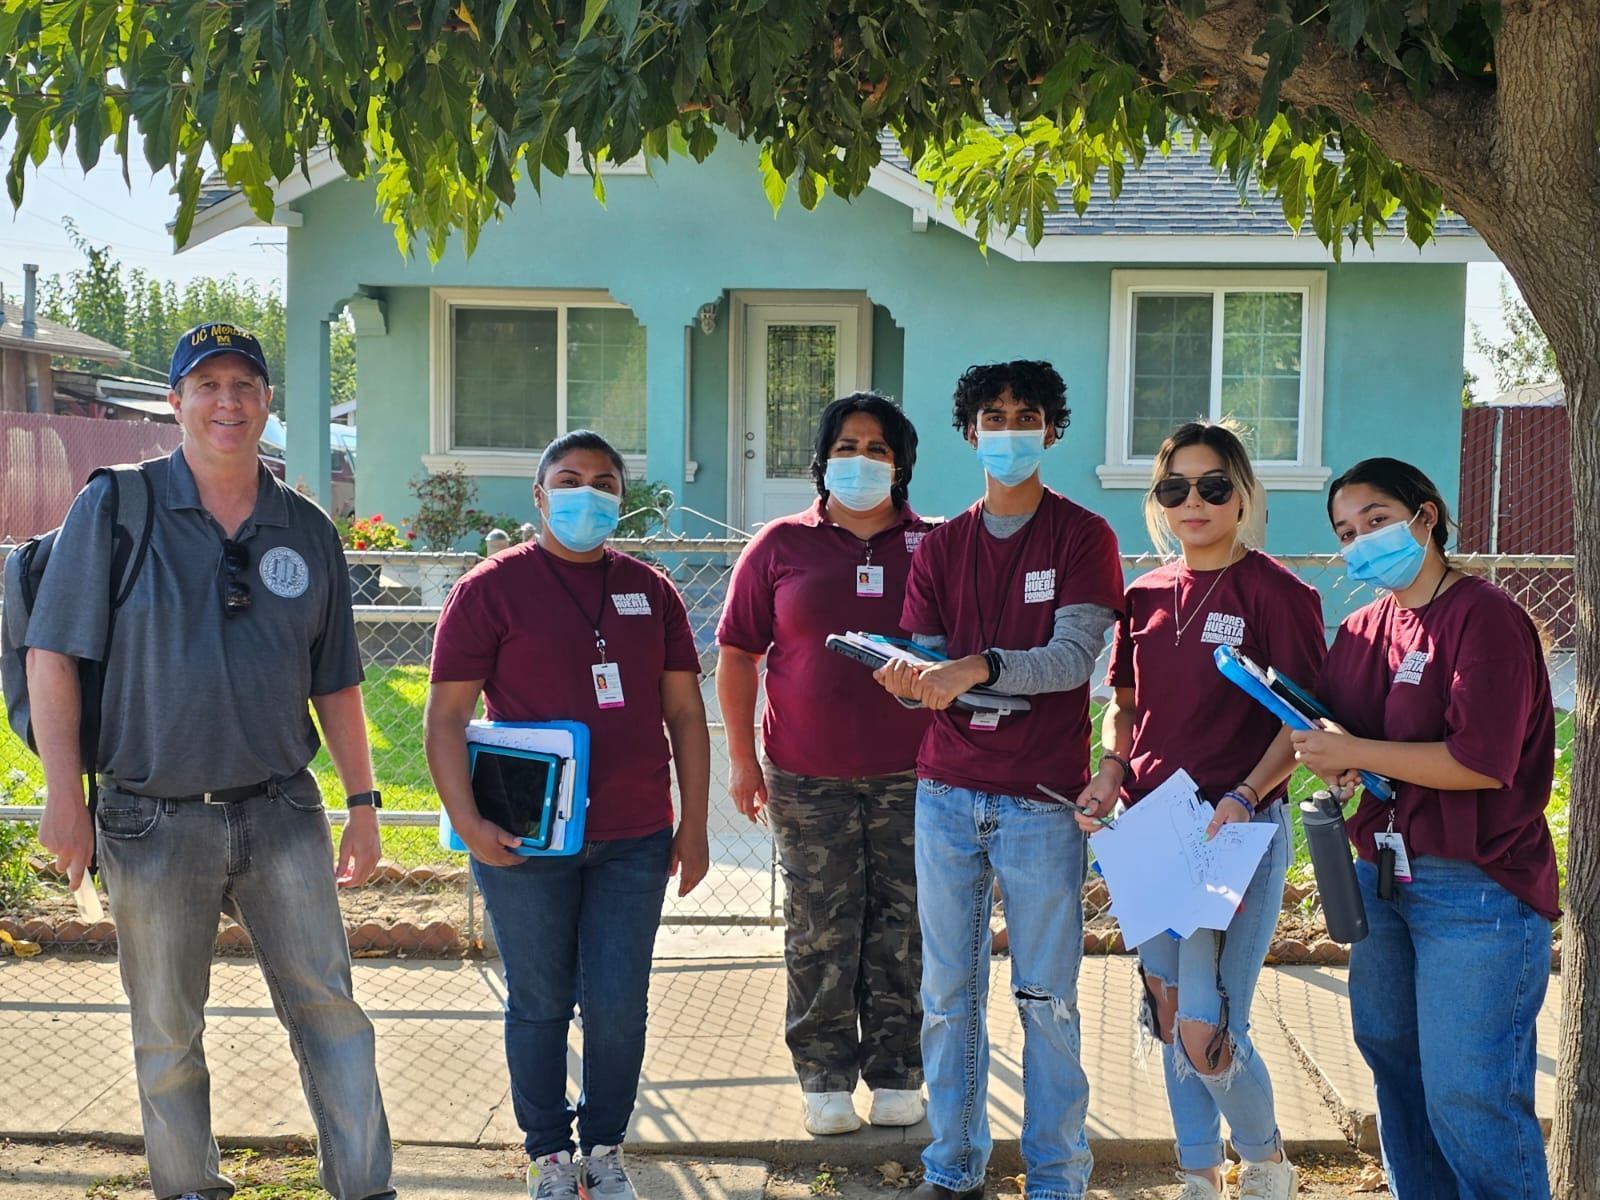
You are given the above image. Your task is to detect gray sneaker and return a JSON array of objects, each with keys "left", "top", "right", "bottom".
[
  {"left": 582, "top": 1143, "right": 637, "bottom": 1200},
  {"left": 528, "top": 1151, "right": 582, "bottom": 1200}
]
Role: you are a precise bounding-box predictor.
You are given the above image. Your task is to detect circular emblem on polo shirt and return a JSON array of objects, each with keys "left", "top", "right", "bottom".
[{"left": 258, "top": 546, "right": 311, "bottom": 598}]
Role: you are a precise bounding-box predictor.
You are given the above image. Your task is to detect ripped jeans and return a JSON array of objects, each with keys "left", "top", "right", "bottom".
[
  {"left": 1134, "top": 800, "right": 1291, "bottom": 1172},
  {"left": 915, "top": 779, "right": 1092, "bottom": 1200}
]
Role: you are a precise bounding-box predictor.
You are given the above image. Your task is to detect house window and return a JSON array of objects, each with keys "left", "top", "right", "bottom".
[
  {"left": 1100, "top": 271, "right": 1328, "bottom": 490},
  {"left": 429, "top": 290, "right": 647, "bottom": 477}
]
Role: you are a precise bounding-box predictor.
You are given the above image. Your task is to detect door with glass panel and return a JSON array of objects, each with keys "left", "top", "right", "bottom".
[{"left": 740, "top": 303, "right": 868, "bottom": 529}]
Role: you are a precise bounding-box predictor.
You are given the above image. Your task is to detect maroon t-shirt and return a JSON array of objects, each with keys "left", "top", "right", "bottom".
[
  {"left": 1316, "top": 575, "right": 1559, "bottom": 918},
  {"left": 431, "top": 542, "right": 702, "bottom": 841},
  {"left": 716, "top": 499, "right": 934, "bottom": 778},
  {"left": 1108, "top": 550, "right": 1326, "bottom": 807},
  {"left": 901, "top": 490, "right": 1124, "bottom": 799}
]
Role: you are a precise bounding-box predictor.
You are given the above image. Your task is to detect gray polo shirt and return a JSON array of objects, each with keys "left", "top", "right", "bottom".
[{"left": 26, "top": 448, "right": 363, "bottom": 796}]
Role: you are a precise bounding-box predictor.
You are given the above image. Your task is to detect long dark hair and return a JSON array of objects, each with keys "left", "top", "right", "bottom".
[
  {"left": 1327, "top": 457, "right": 1451, "bottom": 554},
  {"left": 951, "top": 360, "right": 1070, "bottom": 438},
  {"left": 809, "top": 392, "right": 919, "bottom": 509},
  {"left": 536, "top": 429, "right": 629, "bottom": 488}
]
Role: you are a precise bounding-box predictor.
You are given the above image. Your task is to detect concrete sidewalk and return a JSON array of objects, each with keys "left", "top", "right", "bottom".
[{"left": 0, "top": 950, "right": 1561, "bottom": 1166}]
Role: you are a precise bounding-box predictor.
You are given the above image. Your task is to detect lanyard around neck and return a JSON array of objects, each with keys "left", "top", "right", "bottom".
[
  {"left": 540, "top": 548, "right": 611, "bottom": 663},
  {"left": 972, "top": 507, "right": 1039, "bottom": 649}
]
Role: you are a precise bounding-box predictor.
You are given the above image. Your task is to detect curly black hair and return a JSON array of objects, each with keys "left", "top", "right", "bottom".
[
  {"left": 808, "top": 392, "right": 919, "bottom": 509},
  {"left": 951, "top": 361, "right": 1071, "bottom": 438}
]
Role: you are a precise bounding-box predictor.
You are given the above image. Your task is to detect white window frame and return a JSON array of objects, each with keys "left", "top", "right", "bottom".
[
  {"left": 426, "top": 287, "right": 647, "bottom": 479},
  {"left": 1097, "top": 269, "right": 1330, "bottom": 491}
]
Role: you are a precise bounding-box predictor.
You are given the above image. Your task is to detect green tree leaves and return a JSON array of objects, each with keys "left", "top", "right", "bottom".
[{"left": 0, "top": 0, "right": 1512, "bottom": 259}]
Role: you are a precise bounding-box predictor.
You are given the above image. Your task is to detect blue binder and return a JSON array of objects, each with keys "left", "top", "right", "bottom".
[
  {"left": 439, "top": 720, "right": 592, "bottom": 857},
  {"left": 1213, "top": 645, "right": 1393, "bottom": 802}
]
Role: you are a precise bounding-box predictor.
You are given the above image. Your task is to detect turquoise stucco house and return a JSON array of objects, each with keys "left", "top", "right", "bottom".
[{"left": 184, "top": 143, "right": 1489, "bottom": 554}]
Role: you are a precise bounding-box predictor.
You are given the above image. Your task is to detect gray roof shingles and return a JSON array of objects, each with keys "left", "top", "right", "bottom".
[
  {"left": 0, "top": 301, "right": 129, "bottom": 362},
  {"left": 878, "top": 134, "right": 1474, "bottom": 238}
]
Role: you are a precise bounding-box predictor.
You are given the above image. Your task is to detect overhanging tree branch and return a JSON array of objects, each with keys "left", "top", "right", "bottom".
[{"left": 1155, "top": 0, "right": 1496, "bottom": 198}]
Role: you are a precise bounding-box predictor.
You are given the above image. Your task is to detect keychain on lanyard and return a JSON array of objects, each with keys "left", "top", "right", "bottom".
[{"left": 541, "top": 550, "right": 626, "bottom": 710}]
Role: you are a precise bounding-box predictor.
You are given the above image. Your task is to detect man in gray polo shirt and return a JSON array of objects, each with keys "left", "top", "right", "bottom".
[{"left": 27, "top": 322, "right": 395, "bottom": 1200}]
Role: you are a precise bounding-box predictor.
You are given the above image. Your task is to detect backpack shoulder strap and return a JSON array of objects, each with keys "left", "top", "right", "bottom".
[{"left": 90, "top": 464, "right": 156, "bottom": 608}]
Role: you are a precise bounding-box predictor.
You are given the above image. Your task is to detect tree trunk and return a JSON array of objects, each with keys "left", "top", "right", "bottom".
[{"left": 1552, "top": 349, "right": 1600, "bottom": 1198}]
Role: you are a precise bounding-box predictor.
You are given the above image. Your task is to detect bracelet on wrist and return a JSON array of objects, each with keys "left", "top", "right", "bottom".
[
  {"left": 1235, "top": 782, "right": 1260, "bottom": 805},
  {"left": 1220, "top": 790, "right": 1254, "bottom": 814},
  {"left": 981, "top": 649, "right": 1003, "bottom": 687},
  {"left": 1102, "top": 751, "right": 1135, "bottom": 785}
]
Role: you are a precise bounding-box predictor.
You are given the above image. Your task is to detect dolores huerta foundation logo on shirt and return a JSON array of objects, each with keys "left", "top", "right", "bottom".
[
  {"left": 612, "top": 592, "right": 652, "bottom": 616},
  {"left": 1200, "top": 612, "right": 1246, "bottom": 648},
  {"left": 1024, "top": 569, "right": 1056, "bottom": 604},
  {"left": 1395, "top": 649, "right": 1431, "bottom": 685}
]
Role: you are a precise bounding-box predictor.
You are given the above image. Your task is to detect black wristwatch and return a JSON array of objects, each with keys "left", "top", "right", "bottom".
[{"left": 346, "top": 790, "right": 383, "bottom": 809}]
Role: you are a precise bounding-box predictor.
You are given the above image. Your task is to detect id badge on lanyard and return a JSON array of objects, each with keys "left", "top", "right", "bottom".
[{"left": 856, "top": 541, "right": 884, "bottom": 598}]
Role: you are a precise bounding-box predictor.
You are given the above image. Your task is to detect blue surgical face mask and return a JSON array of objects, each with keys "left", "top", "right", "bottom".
[
  {"left": 975, "top": 429, "right": 1046, "bottom": 486},
  {"left": 824, "top": 455, "right": 894, "bottom": 512},
  {"left": 543, "top": 485, "right": 621, "bottom": 553},
  {"left": 1341, "top": 511, "right": 1427, "bottom": 591}
]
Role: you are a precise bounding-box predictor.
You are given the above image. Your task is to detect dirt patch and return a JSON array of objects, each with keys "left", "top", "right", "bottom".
[
  {"left": 767, "top": 1152, "right": 1387, "bottom": 1199},
  {"left": 0, "top": 1142, "right": 1389, "bottom": 1200}
]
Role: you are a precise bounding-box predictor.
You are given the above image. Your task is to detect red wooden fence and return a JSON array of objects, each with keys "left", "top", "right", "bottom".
[
  {"left": 1458, "top": 404, "right": 1573, "bottom": 648},
  {"left": 0, "top": 412, "right": 182, "bottom": 542}
]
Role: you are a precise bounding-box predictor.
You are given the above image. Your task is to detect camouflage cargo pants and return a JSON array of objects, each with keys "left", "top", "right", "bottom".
[{"left": 763, "top": 759, "right": 923, "bottom": 1094}]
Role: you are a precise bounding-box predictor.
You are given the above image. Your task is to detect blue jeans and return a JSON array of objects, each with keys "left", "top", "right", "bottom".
[
  {"left": 1349, "top": 855, "right": 1551, "bottom": 1200},
  {"left": 472, "top": 827, "right": 672, "bottom": 1159},
  {"left": 914, "top": 779, "right": 1092, "bottom": 1200},
  {"left": 96, "top": 773, "right": 393, "bottom": 1200},
  {"left": 1135, "top": 801, "right": 1291, "bottom": 1171}
]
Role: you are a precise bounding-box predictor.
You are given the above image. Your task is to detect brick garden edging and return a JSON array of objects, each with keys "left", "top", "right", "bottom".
[{"left": 2, "top": 868, "right": 1562, "bottom": 969}]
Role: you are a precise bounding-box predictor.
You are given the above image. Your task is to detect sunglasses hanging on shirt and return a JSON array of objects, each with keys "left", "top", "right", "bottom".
[
  {"left": 221, "top": 539, "right": 253, "bottom": 618},
  {"left": 1152, "top": 475, "right": 1236, "bottom": 509}
]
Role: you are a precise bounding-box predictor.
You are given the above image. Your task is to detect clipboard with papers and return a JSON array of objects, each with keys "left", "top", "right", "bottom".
[
  {"left": 1212, "top": 645, "right": 1393, "bottom": 802},
  {"left": 439, "top": 719, "right": 592, "bottom": 857},
  {"left": 824, "top": 631, "right": 1032, "bottom": 714}
]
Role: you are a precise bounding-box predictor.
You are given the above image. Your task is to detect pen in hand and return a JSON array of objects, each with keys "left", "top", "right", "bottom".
[{"left": 1037, "top": 783, "right": 1115, "bottom": 828}]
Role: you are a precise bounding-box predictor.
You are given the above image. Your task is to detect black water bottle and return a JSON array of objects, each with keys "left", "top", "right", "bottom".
[{"left": 1299, "top": 790, "right": 1369, "bottom": 944}]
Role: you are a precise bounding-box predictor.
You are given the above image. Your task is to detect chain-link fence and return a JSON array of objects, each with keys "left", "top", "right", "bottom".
[{"left": 0, "top": 528, "right": 1576, "bottom": 958}]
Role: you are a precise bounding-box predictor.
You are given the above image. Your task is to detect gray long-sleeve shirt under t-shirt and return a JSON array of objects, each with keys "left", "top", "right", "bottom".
[{"left": 911, "top": 507, "right": 1116, "bottom": 695}]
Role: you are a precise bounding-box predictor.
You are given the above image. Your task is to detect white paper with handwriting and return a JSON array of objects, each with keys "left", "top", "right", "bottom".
[{"left": 1089, "top": 768, "right": 1278, "bottom": 949}]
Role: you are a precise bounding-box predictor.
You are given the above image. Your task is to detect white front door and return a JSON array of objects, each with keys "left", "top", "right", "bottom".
[{"left": 737, "top": 298, "right": 872, "bottom": 529}]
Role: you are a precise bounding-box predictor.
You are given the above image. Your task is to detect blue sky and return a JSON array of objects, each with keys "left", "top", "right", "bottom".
[{"left": 0, "top": 139, "right": 1517, "bottom": 392}]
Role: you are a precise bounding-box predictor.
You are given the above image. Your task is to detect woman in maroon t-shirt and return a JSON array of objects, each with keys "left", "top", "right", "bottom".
[
  {"left": 716, "top": 392, "right": 932, "bottom": 1137},
  {"left": 425, "top": 431, "right": 711, "bottom": 1200},
  {"left": 1297, "top": 458, "right": 1557, "bottom": 1199},
  {"left": 1076, "top": 422, "right": 1322, "bottom": 1200}
]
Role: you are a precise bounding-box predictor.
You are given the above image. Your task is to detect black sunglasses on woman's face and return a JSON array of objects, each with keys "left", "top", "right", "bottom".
[{"left": 1153, "top": 474, "right": 1236, "bottom": 509}]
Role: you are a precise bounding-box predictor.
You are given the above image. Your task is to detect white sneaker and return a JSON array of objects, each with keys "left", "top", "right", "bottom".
[
  {"left": 528, "top": 1150, "right": 582, "bottom": 1200},
  {"left": 582, "top": 1143, "right": 637, "bottom": 1200},
  {"left": 802, "top": 1090, "right": 861, "bottom": 1135},
  {"left": 867, "top": 1087, "right": 925, "bottom": 1127},
  {"left": 1237, "top": 1157, "right": 1297, "bottom": 1200},
  {"left": 1175, "top": 1171, "right": 1226, "bottom": 1200}
]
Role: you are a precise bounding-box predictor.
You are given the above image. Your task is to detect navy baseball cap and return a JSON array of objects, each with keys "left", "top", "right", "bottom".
[{"left": 168, "top": 322, "right": 272, "bottom": 390}]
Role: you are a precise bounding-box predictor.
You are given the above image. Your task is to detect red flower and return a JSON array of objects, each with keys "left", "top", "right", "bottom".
[
  {"left": 354, "top": 539, "right": 368, "bottom": 549},
  {"left": 371, "top": 513, "right": 383, "bottom": 521},
  {"left": 406, "top": 531, "right": 418, "bottom": 540}
]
